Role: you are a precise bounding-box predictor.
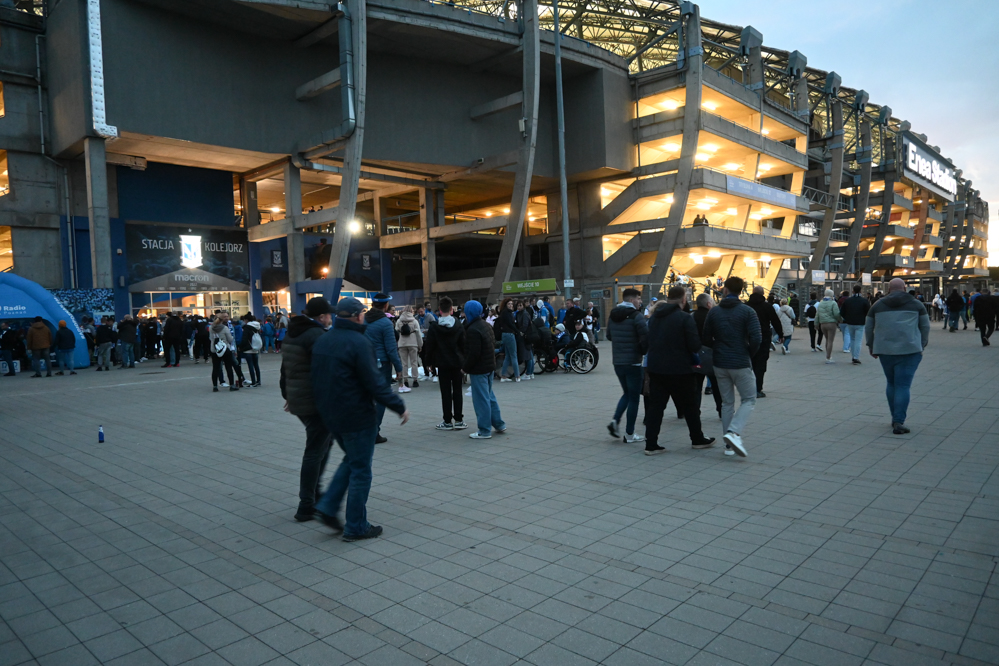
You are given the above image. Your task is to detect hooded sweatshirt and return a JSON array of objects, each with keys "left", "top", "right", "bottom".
[
  {"left": 209, "top": 321, "right": 233, "bottom": 351},
  {"left": 606, "top": 302, "right": 648, "bottom": 365},
  {"left": 364, "top": 307, "right": 402, "bottom": 371},
  {"left": 461, "top": 301, "right": 494, "bottom": 375},
  {"left": 241, "top": 321, "right": 262, "bottom": 354},
  {"left": 646, "top": 302, "right": 701, "bottom": 375},
  {"left": 280, "top": 315, "right": 326, "bottom": 414},
  {"left": 865, "top": 290, "right": 930, "bottom": 356},
  {"left": 424, "top": 314, "right": 465, "bottom": 369}
]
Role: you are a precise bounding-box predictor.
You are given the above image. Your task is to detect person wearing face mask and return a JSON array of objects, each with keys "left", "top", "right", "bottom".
[{"left": 280, "top": 297, "right": 336, "bottom": 523}]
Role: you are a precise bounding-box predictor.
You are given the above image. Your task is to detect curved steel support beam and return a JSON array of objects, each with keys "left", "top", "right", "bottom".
[
  {"left": 803, "top": 97, "right": 844, "bottom": 294},
  {"left": 325, "top": 0, "right": 367, "bottom": 306},
  {"left": 842, "top": 117, "right": 872, "bottom": 276},
  {"left": 646, "top": 4, "right": 702, "bottom": 296},
  {"left": 861, "top": 139, "right": 896, "bottom": 277},
  {"left": 488, "top": 0, "right": 541, "bottom": 301}
]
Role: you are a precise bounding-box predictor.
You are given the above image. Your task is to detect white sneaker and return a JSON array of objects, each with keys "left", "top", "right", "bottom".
[
  {"left": 842, "top": 349, "right": 850, "bottom": 354},
  {"left": 781, "top": 346, "right": 786, "bottom": 355},
  {"left": 452, "top": 421, "right": 468, "bottom": 430},
  {"left": 825, "top": 359, "right": 835, "bottom": 364},
  {"left": 500, "top": 378, "right": 513, "bottom": 383},
  {"left": 469, "top": 432, "right": 492, "bottom": 439},
  {"left": 723, "top": 431, "right": 746, "bottom": 457},
  {"left": 465, "top": 388, "right": 472, "bottom": 396},
  {"left": 624, "top": 433, "right": 646, "bottom": 443},
  {"left": 221, "top": 382, "right": 229, "bottom": 388},
  {"left": 770, "top": 342, "right": 776, "bottom": 351},
  {"left": 607, "top": 421, "right": 621, "bottom": 438},
  {"left": 514, "top": 376, "right": 521, "bottom": 382},
  {"left": 724, "top": 449, "right": 736, "bottom": 457},
  {"left": 432, "top": 376, "right": 439, "bottom": 383},
  {"left": 523, "top": 374, "right": 534, "bottom": 380},
  {"left": 816, "top": 345, "right": 823, "bottom": 351},
  {"left": 398, "top": 386, "right": 412, "bottom": 393}
]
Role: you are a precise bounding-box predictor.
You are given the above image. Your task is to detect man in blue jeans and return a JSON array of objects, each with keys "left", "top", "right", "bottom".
[
  {"left": 865, "top": 278, "right": 930, "bottom": 435},
  {"left": 461, "top": 300, "right": 506, "bottom": 439},
  {"left": 312, "top": 298, "right": 409, "bottom": 541},
  {"left": 840, "top": 284, "right": 871, "bottom": 365},
  {"left": 605, "top": 288, "right": 649, "bottom": 443},
  {"left": 364, "top": 293, "right": 403, "bottom": 444}
]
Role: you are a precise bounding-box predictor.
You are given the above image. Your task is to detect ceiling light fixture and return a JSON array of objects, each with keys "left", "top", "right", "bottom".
[{"left": 702, "top": 101, "right": 718, "bottom": 111}]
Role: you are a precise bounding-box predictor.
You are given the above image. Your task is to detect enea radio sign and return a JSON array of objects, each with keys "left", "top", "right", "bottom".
[{"left": 901, "top": 132, "right": 958, "bottom": 202}]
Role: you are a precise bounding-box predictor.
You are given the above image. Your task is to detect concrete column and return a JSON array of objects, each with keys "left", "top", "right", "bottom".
[
  {"left": 419, "top": 188, "right": 436, "bottom": 304},
  {"left": 287, "top": 231, "right": 306, "bottom": 314},
  {"left": 803, "top": 94, "right": 844, "bottom": 295},
  {"left": 84, "top": 137, "right": 113, "bottom": 288},
  {"left": 240, "top": 178, "right": 259, "bottom": 227},
  {"left": 861, "top": 140, "right": 896, "bottom": 277},
  {"left": 284, "top": 163, "right": 302, "bottom": 219},
  {"left": 842, "top": 116, "right": 872, "bottom": 275}
]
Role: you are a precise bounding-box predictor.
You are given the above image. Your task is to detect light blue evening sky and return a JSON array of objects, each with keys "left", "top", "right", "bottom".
[{"left": 701, "top": 0, "right": 999, "bottom": 265}]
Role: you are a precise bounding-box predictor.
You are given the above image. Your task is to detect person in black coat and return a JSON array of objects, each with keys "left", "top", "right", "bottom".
[
  {"left": 692, "top": 293, "right": 723, "bottom": 418},
  {"left": 462, "top": 300, "right": 505, "bottom": 439},
  {"left": 161, "top": 312, "right": 184, "bottom": 367},
  {"left": 424, "top": 296, "right": 467, "bottom": 429},
  {"left": 746, "top": 287, "right": 783, "bottom": 397},
  {"left": 312, "top": 298, "right": 409, "bottom": 542},
  {"left": 974, "top": 290, "right": 997, "bottom": 346},
  {"left": 643, "top": 286, "right": 716, "bottom": 455}
]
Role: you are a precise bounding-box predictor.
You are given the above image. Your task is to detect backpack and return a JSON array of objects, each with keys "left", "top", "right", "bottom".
[
  {"left": 250, "top": 329, "right": 263, "bottom": 351},
  {"left": 400, "top": 322, "right": 412, "bottom": 336},
  {"left": 805, "top": 303, "right": 817, "bottom": 318},
  {"left": 213, "top": 338, "right": 227, "bottom": 356}
]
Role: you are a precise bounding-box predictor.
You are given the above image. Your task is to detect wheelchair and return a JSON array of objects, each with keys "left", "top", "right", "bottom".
[{"left": 541, "top": 343, "right": 599, "bottom": 374}]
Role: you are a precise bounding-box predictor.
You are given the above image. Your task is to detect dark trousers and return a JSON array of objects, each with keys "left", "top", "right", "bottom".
[
  {"left": 696, "top": 373, "right": 723, "bottom": 416},
  {"left": 193, "top": 336, "right": 210, "bottom": 360},
  {"left": 211, "top": 350, "right": 236, "bottom": 386},
  {"left": 437, "top": 367, "right": 463, "bottom": 422},
  {"left": 145, "top": 335, "right": 159, "bottom": 358},
  {"left": 244, "top": 353, "right": 260, "bottom": 384},
  {"left": 297, "top": 413, "right": 332, "bottom": 512},
  {"left": 980, "top": 318, "right": 996, "bottom": 343},
  {"left": 644, "top": 372, "right": 704, "bottom": 446},
  {"left": 751, "top": 347, "right": 769, "bottom": 393},
  {"left": 808, "top": 321, "right": 823, "bottom": 349},
  {"left": 421, "top": 347, "right": 435, "bottom": 378},
  {"left": 164, "top": 338, "right": 184, "bottom": 364}
]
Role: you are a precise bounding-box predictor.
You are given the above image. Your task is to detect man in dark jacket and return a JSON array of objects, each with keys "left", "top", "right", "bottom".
[
  {"left": 562, "top": 297, "right": 585, "bottom": 333},
  {"left": 606, "top": 288, "right": 649, "bottom": 442},
  {"left": 0, "top": 322, "right": 18, "bottom": 376},
  {"left": 973, "top": 290, "right": 997, "bottom": 346},
  {"left": 840, "top": 284, "right": 871, "bottom": 364},
  {"left": 702, "top": 276, "right": 761, "bottom": 458},
  {"left": 692, "top": 294, "right": 723, "bottom": 418},
  {"left": 53, "top": 320, "right": 77, "bottom": 376},
  {"left": 94, "top": 317, "right": 115, "bottom": 372},
  {"left": 161, "top": 312, "right": 183, "bottom": 367},
  {"left": 280, "top": 297, "right": 334, "bottom": 522},
  {"left": 644, "top": 286, "right": 715, "bottom": 455},
  {"left": 462, "top": 300, "right": 505, "bottom": 439},
  {"left": 365, "top": 293, "right": 402, "bottom": 443},
  {"left": 424, "top": 296, "right": 467, "bottom": 431},
  {"left": 313, "top": 297, "right": 408, "bottom": 541},
  {"left": 747, "top": 286, "right": 783, "bottom": 398},
  {"left": 192, "top": 317, "right": 211, "bottom": 363},
  {"left": 117, "top": 315, "right": 138, "bottom": 369}
]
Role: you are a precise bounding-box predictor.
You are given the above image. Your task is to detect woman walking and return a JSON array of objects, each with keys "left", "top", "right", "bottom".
[
  {"left": 240, "top": 319, "right": 262, "bottom": 387},
  {"left": 209, "top": 317, "right": 239, "bottom": 392},
  {"left": 776, "top": 298, "right": 795, "bottom": 354},
  {"left": 815, "top": 289, "right": 842, "bottom": 364}
]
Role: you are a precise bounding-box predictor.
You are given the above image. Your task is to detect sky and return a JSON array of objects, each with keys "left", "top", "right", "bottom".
[{"left": 701, "top": 0, "right": 999, "bottom": 266}]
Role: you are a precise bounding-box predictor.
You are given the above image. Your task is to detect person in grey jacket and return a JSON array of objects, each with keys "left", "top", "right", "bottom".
[
  {"left": 701, "top": 276, "right": 760, "bottom": 458},
  {"left": 865, "top": 278, "right": 930, "bottom": 435},
  {"left": 606, "top": 288, "right": 649, "bottom": 442},
  {"left": 364, "top": 293, "right": 403, "bottom": 443}
]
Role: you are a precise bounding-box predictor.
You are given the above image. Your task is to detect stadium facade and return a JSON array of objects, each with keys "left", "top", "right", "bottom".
[{"left": 0, "top": 0, "right": 990, "bottom": 317}]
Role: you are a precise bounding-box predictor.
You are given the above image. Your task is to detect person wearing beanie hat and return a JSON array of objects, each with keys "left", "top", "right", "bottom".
[
  {"left": 815, "top": 288, "right": 843, "bottom": 364},
  {"left": 461, "top": 300, "right": 505, "bottom": 439},
  {"left": 53, "top": 320, "right": 77, "bottom": 376},
  {"left": 281, "top": 296, "right": 334, "bottom": 522},
  {"left": 312, "top": 297, "right": 409, "bottom": 541}
]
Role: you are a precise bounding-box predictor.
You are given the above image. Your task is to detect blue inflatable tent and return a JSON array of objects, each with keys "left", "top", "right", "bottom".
[{"left": 0, "top": 273, "right": 90, "bottom": 369}]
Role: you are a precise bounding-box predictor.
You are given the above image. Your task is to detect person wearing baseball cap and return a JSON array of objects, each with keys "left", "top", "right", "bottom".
[
  {"left": 281, "top": 296, "right": 335, "bottom": 522},
  {"left": 364, "top": 293, "right": 402, "bottom": 443},
  {"left": 312, "top": 297, "right": 409, "bottom": 541}
]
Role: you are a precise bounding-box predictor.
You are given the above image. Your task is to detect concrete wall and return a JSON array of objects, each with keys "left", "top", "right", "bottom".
[{"left": 46, "top": 0, "right": 91, "bottom": 157}]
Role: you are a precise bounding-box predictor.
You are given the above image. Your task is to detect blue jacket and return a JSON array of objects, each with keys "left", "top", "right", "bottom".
[
  {"left": 262, "top": 322, "right": 275, "bottom": 337},
  {"left": 364, "top": 308, "right": 402, "bottom": 371},
  {"left": 311, "top": 318, "right": 406, "bottom": 434}
]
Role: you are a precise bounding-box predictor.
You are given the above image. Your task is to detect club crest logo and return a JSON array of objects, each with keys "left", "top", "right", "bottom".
[{"left": 180, "top": 235, "right": 203, "bottom": 269}]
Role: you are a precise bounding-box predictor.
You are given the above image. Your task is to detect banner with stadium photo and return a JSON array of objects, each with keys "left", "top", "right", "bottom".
[{"left": 125, "top": 223, "right": 250, "bottom": 292}]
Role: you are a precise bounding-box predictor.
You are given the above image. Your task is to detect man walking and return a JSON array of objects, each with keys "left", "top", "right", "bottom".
[
  {"left": 94, "top": 317, "right": 115, "bottom": 372},
  {"left": 53, "top": 320, "right": 77, "bottom": 376},
  {"left": 313, "top": 298, "right": 409, "bottom": 541},
  {"left": 118, "top": 315, "right": 138, "bottom": 369},
  {"left": 424, "top": 296, "right": 467, "bottom": 431},
  {"left": 27, "top": 317, "right": 53, "bottom": 377},
  {"left": 701, "top": 276, "right": 761, "bottom": 457},
  {"left": 0, "top": 322, "right": 17, "bottom": 376},
  {"left": 606, "top": 288, "right": 648, "bottom": 443},
  {"left": 364, "top": 293, "right": 403, "bottom": 444},
  {"left": 840, "top": 285, "right": 871, "bottom": 364},
  {"left": 866, "top": 277, "right": 930, "bottom": 434},
  {"left": 161, "top": 312, "right": 184, "bottom": 367},
  {"left": 973, "top": 289, "right": 996, "bottom": 346},
  {"left": 643, "top": 286, "right": 715, "bottom": 455},
  {"left": 461, "top": 300, "right": 506, "bottom": 439},
  {"left": 746, "top": 286, "right": 782, "bottom": 398},
  {"left": 418, "top": 304, "right": 437, "bottom": 382},
  {"left": 280, "top": 297, "right": 334, "bottom": 522}
]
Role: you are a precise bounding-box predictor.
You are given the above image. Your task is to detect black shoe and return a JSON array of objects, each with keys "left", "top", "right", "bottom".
[
  {"left": 96, "top": 367, "right": 102, "bottom": 372},
  {"left": 31, "top": 373, "right": 41, "bottom": 378},
  {"left": 294, "top": 508, "right": 316, "bottom": 523},
  {"left": 161, "top": 364, "right": 171, "bottom": 368},
  {"left": 318, "top": 512, "right": 343, "bottom": 533},
  {"left": 756, "top": 391, "right": 766, "bottom": 398},
  {"left": 704, "top": 387, "right": 713, "bottom": 395},
  {"left": 892, "top": 422, "right": 910, "bottom": 435},
  {"left": 644, "top": 445, "right": 666, "bottom": 456},
  {"left": 691, "top": 437, "right": 716, "bottom": 450},
  {"left": 676, "top": 413, "right": 685, "bottom": 420},
  {"left": 229, "top": 386, "right": 239, "bottom": 391},
  {"left": 55, "top": 371, "right": 64, "bottom": 376},
  {"left": 413, "top": 381, "right": 419, "bottom": 388},
  {"left": 3, "top": 373, "right": 15, "bottom": 377},
  {"left": 213, "top": 387, "right": 219, "bottom": 392},
  {"left": 375, "top": 435, "right": 388, "bottom": 444},
  {"left": 342, "top": 525, "right": 381, "bottom": 542},
  {"left": 983, "top": 339, "right": 991, "bottom": 347},
  {"left": 70, "top": 371, "right": 77, "bottom": 375},
  {"left": 852, "top": 359, "right": 861, "bottom": 365}
]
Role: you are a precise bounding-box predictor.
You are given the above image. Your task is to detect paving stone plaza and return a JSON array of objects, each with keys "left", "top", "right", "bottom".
[{"left": 1, "top": 327, "right": 998, "bottom": 666}]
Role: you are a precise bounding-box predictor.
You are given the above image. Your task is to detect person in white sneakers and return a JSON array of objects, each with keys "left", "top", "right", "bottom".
[{"left": 462, "top": 301, "right": 505, "bottom": 440}]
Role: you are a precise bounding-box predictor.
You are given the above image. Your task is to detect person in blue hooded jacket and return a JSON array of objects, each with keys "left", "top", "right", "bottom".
[
  {"left": 462, "top": 300, "right": 506, "bottom": 439},
  {"left": 364, "top": 293, "right": 403, "bottom": 443}
]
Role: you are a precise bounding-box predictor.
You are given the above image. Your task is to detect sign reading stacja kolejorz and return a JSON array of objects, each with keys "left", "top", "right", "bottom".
[{"left": 126, "top": 224, "right": 250, "bottom": 292}]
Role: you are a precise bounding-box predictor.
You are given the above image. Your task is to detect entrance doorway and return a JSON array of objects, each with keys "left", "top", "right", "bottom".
[{"left": 131, "top": 291, "right": 250, "bottom": 318}]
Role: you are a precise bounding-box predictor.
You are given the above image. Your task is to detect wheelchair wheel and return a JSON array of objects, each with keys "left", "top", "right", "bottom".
[{"left": 569, "top": 348, "right": 596, "bottom": 374}]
